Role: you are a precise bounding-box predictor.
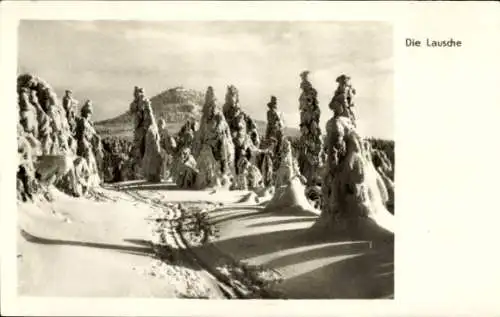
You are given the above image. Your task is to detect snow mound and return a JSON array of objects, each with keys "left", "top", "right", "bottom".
[{"left": 264, "top": 177, "right": 320, "bottom": 216}]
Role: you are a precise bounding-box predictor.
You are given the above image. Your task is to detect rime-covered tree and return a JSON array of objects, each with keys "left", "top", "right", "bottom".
[
  {"left": 317, "top": 74, "right": 393, "bottom": 233},
  {"left": 193, "top": 86, "right": 235, "bottom": 189},
  {"left": 297, "top": 71, "right": 324, "bottom": 186},
  {"left": 222, "top": 85, "right": 259, "bottom": 147}
]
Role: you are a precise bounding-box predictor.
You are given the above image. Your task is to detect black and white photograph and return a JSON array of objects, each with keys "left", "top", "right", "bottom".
[
  {"left": 5, "top": 1, "right": 500, "bottom": 316},
  {"left": 15, "top": 19, "right": 394, "bottom": 299}
]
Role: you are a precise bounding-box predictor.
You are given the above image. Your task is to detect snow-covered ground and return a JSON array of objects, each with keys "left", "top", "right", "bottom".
[{"left": 17, "top": 181, "right": 393, "bottom": 299}]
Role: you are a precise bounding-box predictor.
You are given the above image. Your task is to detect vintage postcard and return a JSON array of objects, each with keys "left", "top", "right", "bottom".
[{"left": 1, "top": 1, "right": 499, "bottom": 316}]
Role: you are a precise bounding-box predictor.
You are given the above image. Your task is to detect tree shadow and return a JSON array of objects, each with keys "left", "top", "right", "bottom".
[
  {"left": 201, "top": 220, "right": 393, "bottom": 299},
  {"left": 20, "top": 229, "right": 154, "bottom": 257},
  {"left": 123, "top": 238, "right": 153, "bottom": 247},
  {"left": 208, "top": 220, "right": 393, "bottom": 265},
  {"left": 246, "top": 217, "right": 317, "bottom": 229},
  {"left": 111, "top": 182, "right": 182, "bottom": 192},
  {"left": 20, "top": 230, "right": 203, "bottom": 271},
  {"left": 210, "top": 228, "right": 321, "bottom": 260},
  {"left": 262, "top": 242, "right": 370, "bottom": 269},
  {"left": 211, "top": 206, "right": 319, "bottom": 225},
  {"left": 272, "top": 248, "right": 394, "bottom": 299},
  {"left": 209, "top": 208, "right": 267, "bottom": 225},
  {"left": 120, "top": 239, "right": 206, "bottom": 272},
  {"left": 154, "top": 200, "right": 220, "bottom": 208},
  {"left": 211, "top": 205, "right": 265, "bottom": 213}
]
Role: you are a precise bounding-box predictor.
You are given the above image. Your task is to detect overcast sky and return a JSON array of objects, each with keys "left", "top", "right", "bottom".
[{"left": 18, "top": 20, "right": 393, "bottom": 139}]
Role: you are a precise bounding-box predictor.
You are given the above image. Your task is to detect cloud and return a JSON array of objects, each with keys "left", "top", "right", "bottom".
[{"left": 123, "top": 26, "right": 267, "bottom": 57}]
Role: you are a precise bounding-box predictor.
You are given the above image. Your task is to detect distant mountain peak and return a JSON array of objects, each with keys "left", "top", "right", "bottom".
[{"left": 95, "top": 86, "right": 300, "bottom": 139}]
